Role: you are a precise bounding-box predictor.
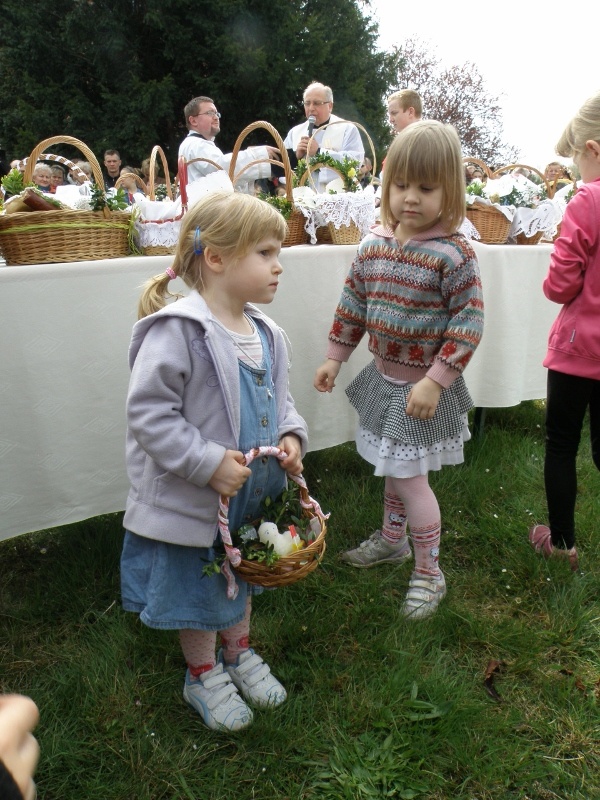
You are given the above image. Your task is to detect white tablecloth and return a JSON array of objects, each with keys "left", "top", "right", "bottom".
[{"left": 0, "top": 242, "right": 557, "bottom": 540}]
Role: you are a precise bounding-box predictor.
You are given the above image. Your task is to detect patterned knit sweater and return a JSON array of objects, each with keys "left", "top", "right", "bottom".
[{"left": 326, "top": 223, "right": 484, "bottom": 388}]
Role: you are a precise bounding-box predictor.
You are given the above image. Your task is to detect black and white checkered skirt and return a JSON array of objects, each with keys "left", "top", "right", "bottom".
[{"left": 345, "top": 360, "right": 473, "bottom": 447}]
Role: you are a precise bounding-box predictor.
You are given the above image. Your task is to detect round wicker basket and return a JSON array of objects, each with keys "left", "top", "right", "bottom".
[
  {"left": 219, "top": 446, "right": 328, "bottom": 588},
  {"left": 0, "top": 135, "right": 132, "bottom": 266}
]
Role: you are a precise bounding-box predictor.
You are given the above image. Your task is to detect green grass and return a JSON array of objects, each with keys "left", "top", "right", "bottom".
[{"left": 1, "top": 401, "right": 599, "bottom": 799}]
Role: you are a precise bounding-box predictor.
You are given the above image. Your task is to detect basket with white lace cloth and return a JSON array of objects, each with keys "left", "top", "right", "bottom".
[
  {"left": 298, "top": 120, "right": 376, "bottom": 244},
  {"left": 133, "top": 145, "right": 184, "bottom": 255}
]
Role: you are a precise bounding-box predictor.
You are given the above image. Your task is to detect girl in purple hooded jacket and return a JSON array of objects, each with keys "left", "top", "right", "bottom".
[{"left": 121, "top": 191, "right": 307, "bottom": 732}]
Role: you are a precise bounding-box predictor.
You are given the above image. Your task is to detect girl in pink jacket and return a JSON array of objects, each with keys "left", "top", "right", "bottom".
[{"left": 529, "top": 91, "right": 600, "bottom": 571}]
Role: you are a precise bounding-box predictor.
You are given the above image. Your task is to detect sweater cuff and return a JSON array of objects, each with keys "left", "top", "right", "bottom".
[
  {"left": 326, "top": 341, "right": 355, "bottom": 363},
  {"left": 426, "top": 360, "right": 460, "bottom": 389}
]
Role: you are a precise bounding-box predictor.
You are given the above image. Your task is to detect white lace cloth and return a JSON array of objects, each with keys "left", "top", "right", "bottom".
[
  {"left": 294, "top": 188, "right": 376, "bottom": 244},
  {"left": 466, "top": 195, "right": 563, "bottom": 241}
]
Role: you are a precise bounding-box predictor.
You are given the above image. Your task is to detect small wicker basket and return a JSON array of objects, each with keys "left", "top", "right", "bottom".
[
  {"left": 304, "top": 119, "right": 376, "bottom": 246},
  {"left": 229, "top": 121, "right": 309, "bottom": 247},
  {"left": 465, "top": 204, "right": 511, "bottom": 244},
  {"left": 0, "top": 135, "right": 132, "bottom": 265},
  {"left": 515, "top": 231, "right": 544, "bottom": 245},
  {"left": 298, "top": 161, "right": 362, "bottom": 244},
  {"left": 135, "top": 145, "right": 184, "bottom": 256},
  {"left": 218, "top": 446, "right": 328, "bottom": 590}
]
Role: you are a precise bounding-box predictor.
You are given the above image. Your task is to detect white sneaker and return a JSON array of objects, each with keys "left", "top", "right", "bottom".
[
  {"left": 402, "top": 571, "right": 447, "bottom": 620},
  {"left": 183, "top": 664, "right": 253, "bottom": 731},
  {"left": 223, "top": 649, "right": 287, "bottom": 708}
]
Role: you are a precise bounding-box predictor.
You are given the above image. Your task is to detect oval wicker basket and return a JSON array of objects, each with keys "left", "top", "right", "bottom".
[
  {"left": 219, "top": 446, "right": 328, "bottom": 588},
  {"left": 0, "top": 135, "right": 132, "bottom": 266},
  {"left": 229, "top": 121, "right": 309, "bottom": 247}
]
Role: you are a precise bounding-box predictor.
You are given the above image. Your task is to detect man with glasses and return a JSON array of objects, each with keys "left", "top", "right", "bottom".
[
  {"left": 283, "top": 82, "right": 364, "bottom": 192},
  {"left": 179, "top": 96, "right": 279, "bottom": 190}
]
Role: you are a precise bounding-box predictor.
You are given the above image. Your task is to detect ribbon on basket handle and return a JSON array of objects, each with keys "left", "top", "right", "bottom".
[{"left": 217, "top": 445, "right": 330, "bottom": 600}]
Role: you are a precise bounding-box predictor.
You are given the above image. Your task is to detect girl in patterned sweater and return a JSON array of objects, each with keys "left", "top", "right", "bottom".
[{"left": 314, "top": 120, "right": 484, "bottom": 618}]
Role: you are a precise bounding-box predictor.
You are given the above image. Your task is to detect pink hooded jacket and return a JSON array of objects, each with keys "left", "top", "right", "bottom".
[{"left": 543, "top": 178, "right": 600, "bottom": 380}]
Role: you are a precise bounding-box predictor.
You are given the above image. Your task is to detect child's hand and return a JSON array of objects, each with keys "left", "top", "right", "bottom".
[
  {"left": 314, "top": 359, "right": 342, "bottom": 393},
  {"left": 406, "top": 377, "right": 442, "bottom": 420},
  {"left": 209, "top": 450, "right": 252, "bottom": 497},
  {"left": 278, "top": 435, "right": 303, "bottom": 476}
]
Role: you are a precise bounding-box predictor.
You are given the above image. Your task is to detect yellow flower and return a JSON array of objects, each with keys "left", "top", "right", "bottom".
[{"left": 347, "top": 168, "right": 356, "bottom": 178}]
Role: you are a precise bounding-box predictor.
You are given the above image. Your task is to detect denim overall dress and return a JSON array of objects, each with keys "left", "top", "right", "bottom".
[{"left": 120, "top": 319, "right": 286, "bottom": 631}]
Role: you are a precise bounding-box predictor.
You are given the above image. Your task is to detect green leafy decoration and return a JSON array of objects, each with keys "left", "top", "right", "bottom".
[{"left": 295, "top": 154, "right": 361, "bottom": 192}]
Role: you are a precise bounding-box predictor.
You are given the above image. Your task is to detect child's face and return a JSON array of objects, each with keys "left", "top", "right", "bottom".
[
  {"left": 389, "top": 176, "right": 444, "bottom": 240},
  {"left": 221, "top": 238, "right": 283, "bottom": 306}
]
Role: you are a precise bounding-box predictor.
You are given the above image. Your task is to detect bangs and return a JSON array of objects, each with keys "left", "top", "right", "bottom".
[{"left": 392, "top": 147, "right": 447, "bottom": 186}]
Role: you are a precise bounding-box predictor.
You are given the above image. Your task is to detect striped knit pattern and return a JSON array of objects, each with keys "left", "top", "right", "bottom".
[{"left": 328, "top": 228, "right": 484, "bottom": 381}]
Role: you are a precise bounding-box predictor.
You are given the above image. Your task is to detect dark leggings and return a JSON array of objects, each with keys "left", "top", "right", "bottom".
[{"left": 544, "top": 369, "right": 600, "bottom": 548}]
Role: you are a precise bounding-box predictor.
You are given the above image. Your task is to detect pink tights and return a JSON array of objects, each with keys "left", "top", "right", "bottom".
[
  {"left": 179, "top": 595, "right": 252, "bottom": 678},
  {"left": 382, "top": 474, "right": 441, "bottom": 577}
]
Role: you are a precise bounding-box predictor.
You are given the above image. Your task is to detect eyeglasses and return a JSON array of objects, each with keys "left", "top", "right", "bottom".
[
  {"left": 195, "top": 111, "right": 221, "bottom": 118},
  {"left": 303, "top": 100, "right": 330, "bottom": 107}
]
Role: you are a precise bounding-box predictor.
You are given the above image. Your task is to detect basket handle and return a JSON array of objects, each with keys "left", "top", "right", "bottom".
[
  {"left": 147, "top": 145, "right": 172, "bottom": 200},
  {"left": 17, "top": 153, "right": 89, "bottom": 183},
  {"left": 177, "top": 156, "right": 225, "bottom": 208},
  {"left": 114, "top": 171, "right": 148, "bottom": 194},
  {"left": 216, "top": 445, "right": 328, "bottom": 600},
  {"left": 23, "top": 136, "right": 109, "bottom": 217},
  {"left": 463, "top": 157, "right": 493, "bottom": 179},
  {"left": 305, "top": 119, "right": 377, "bottom": 188},
  {"left": 491, "top": 163, "right": 553, "bottom": 198},
  {"left": 233, "top": 158, "right": 294, "bottom": 202},
  {"left": 298, "top": 161, "right": 346, "bottom": 193},
  {"left": 228, "top": 121, "right": 293, "bottom": 196}
]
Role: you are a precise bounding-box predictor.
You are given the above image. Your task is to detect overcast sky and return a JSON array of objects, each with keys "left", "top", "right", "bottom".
[{"left": 367, "top": 0, "right": 599, "bottom": 169}]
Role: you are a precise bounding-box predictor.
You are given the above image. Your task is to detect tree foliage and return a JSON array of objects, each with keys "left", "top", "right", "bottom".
[
  {"left": 391, "top": 38, "right": 519, "bottom": 169},
  {"left": 0, "top": 0, "right": 398, "bottom": 170}
]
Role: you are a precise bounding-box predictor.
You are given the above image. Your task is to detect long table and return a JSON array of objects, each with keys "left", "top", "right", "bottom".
[{"left": 0, "top": 242, "right": 557, "bottom": 540}]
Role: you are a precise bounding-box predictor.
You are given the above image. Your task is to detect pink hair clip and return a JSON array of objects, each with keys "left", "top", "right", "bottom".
[{"left": 165, "top": 267, "right": 177, "bottom": 280}]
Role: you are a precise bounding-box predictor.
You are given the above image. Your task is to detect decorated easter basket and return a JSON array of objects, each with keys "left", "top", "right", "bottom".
[
  {"left": 0, "top": 135, "right": 133, "bottom": 265},
  {"left": 218, "top": 446, "right": 329, "bottom": 591},
  {"left": 229, "top": 121, "right": 309, "bottom": 247},
  {"left": 299, "top": 161, "right": 361, "bottom": 244},
  {"left": 134, "top": 145, "right": 184, "bottom": 256},
  {"left": 304, "top": 119, "right": 377, "bottom": 245},
  {"left": 491, "top": 163, "right": 553, "bottom": 245}
]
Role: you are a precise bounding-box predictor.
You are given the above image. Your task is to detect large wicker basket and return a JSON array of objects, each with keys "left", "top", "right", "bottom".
[
  {"left": 229, "top": 121, "right": 309, "bottom": 247},
  {"left": 0, "top": 136, "right": 132, "bottom": 265},
  {"left": 218, "top": 446, "right": 328, "bottom": 590}
]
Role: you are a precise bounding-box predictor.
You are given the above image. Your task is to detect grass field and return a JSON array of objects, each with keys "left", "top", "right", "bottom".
[{"left": 1, "top": 401, "right": 598, "bottom": 799}]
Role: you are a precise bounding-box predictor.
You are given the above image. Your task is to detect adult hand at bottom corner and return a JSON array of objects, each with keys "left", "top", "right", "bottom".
[{"left": 0, "top": 694, "right": 40, "bottom": 800}]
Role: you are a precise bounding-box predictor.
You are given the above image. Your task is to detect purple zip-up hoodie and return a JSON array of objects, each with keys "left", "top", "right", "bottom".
[{"left": 123, "top": 290, "right": 308, "bottom": 547}]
